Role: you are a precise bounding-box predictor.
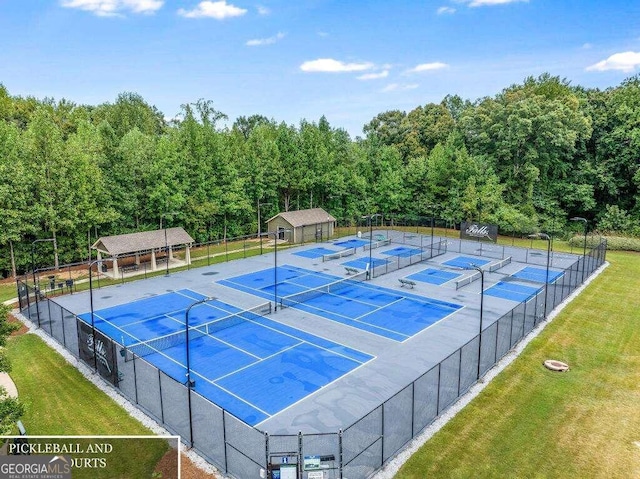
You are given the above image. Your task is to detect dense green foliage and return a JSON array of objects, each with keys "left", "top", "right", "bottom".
[
  {"left": 1, "top": 73, "right": 639, "bottom": 277},
  {"left": 0, "top": 304, "right": 24, "bottom": 434}
]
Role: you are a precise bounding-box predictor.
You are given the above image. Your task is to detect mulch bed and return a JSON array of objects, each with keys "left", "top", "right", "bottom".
[{"left": 155, "top": 448, "right": 219, "bottom": 479}]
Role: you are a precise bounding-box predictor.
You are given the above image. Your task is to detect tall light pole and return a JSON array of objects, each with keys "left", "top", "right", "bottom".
[
  {"left": 31, "top": 238, "right": 55, "bottom": 328},
  {"left": 265, "top": 229, "right": 291, "bottom": 310},
  {"left": 570, "top": 217, "right": 588, "bottom": 282},
  {"left": 425, "top": 204, "right": 438, "bottom": 257},
  {"left": 528, "top": 233, "right": 551, "bottom": 322},
  {"left": 258, "top": 202, "right": 271, "bottom": 255},
  {"left": 161, "top": 212, "right": 179, "bottom": 276},
  {"left": 467, "top": 263, "right": 485, "bottom": 380},
  {"left": 185, "top": 296, "right": 213, "bottom": 446},
  {"left": 362, "top": 214, "right": 382, "bottom": 280},
  {"left": 88, "top": 258, "right": 113, "bottom": 372}
]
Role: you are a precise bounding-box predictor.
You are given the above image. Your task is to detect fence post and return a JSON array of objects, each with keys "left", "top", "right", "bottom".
[
  {"left": 298, "top": 431, "right": 303, "bottom": 478},
  {"left": 264, "top": 432, "right": 269, "bottom": 475},
  {"left": 380, "top": 404, "right": 385, "bottom": 467},
  {"left": 338, "top": 429, "right": 343, "bottom": 479}
]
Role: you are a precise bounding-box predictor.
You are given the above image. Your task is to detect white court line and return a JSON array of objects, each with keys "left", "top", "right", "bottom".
[
  {"left": 253, "top": 354, "right": 374, "bottom": 429},
  {"left": 211, "top": 342, "right": 304, "bottom": 383}
]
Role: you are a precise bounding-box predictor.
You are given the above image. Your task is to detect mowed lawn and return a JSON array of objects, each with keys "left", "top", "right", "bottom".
[
  {"left": 396, "top": 251, "right": 640, "bottom": 479},
  {"left": 5, "top": 334, "right": 169, "bottom": 479}
]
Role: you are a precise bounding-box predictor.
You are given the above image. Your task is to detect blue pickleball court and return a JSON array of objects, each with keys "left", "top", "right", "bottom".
[
  {"left": 484, "top": 281, "right": 541, "bottom": 302},
  {"left": 511, "top": 266, "right": 564, "bottom": 283},
  {"left": 79, "top": 289, "right": 371, "bottom": 426},
  {"left": 293, "top": 247, "right": 340, "bottom": 259},
  {"left": 381, "top": 246, "right": 423, "bottom": 258},
  {"left": 408, "top": 268, "right": 461, "bottom": 285},
  {"left": 443, "top": 256, "right": 491, "bottom": 269}
]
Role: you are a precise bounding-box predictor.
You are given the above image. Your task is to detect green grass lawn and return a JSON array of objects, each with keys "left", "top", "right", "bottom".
[
  {"left": 5, "top": 334, "right": 169, "bottom": 479},
  {"left": 396, "top": 251, "right": 640, "bottom": 478}
]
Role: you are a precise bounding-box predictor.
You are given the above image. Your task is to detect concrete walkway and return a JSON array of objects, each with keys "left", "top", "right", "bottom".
[{"left": 0, "top": 372, "right": 17, "bottom": 398}]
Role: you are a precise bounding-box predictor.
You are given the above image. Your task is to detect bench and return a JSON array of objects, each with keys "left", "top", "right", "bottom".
[
  {"left": 398, "top": 278, "right": 416, "bottom": 289},
  {"left": 345, "top": 267, "right": 360, "bottom": 276},
  {"left": 122, "top": 264, "right": 139, "bottom": 273}
]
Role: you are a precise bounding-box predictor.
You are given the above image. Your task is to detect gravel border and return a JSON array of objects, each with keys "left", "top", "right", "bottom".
[
  {"left": 371, "top": 261, "right": 609, "bottom": 479},
  {"left": 12, "top": 309, "right": 223, "bottom": 479}
]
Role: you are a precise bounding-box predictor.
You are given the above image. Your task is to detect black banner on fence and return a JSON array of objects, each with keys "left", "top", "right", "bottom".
[
  {"left": 77, "top": 319, "right": 119, "bottom": 385},
  {"left": 460, "top": 221, "right": 498, "bottom": 243}
]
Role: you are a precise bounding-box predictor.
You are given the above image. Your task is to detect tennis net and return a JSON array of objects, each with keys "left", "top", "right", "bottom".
[
  {"left": 322, "top": 247, "right": 357, "bottom": 262},
  {"left": 280, "top": 271, "right": 368, "bottom": 309},
  {"left": 363, "top": 238, "right": 392, "bottom": 251},
  {"left": 126, "top": 301, "right": 272, "bottom": 359}
]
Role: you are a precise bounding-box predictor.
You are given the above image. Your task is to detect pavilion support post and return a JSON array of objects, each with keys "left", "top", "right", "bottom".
[
  {"left": 185, "top": 246, "right": 191, "bottom": 265},
  {"left": 151, "top": 250, "right": 157, "bottom": 271},
  {"left": 112, "top": 257, "right": 119, "bottom": 277}
]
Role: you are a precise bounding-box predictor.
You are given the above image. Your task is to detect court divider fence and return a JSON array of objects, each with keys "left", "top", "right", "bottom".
[{"left": 16, "top": 237, "right": 607, "bottom": 479}]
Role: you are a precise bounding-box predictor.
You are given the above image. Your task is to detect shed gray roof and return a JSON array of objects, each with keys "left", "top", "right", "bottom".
[
  {"left": 267, "top": 208, "right": 336, "bottom": 228},
  {"left": 91, "top": 227, "right": 194, "bottom": 256}
]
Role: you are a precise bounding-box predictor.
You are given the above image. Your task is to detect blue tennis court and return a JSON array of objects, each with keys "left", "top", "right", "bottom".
[
  {"left": 511, "top": 266, "right": 564, "bottom": 283},
  {"left": 407, "top": 268, "right": 461, "bottom": 285},
  {"left": 333, "top": 238, "right": 368, "bottom": 249},
  {"left": 80, "top": 289, "right": 371, "bottom": 426},
  {"left": 342, "top": 257, "right": 390, "bottom": 270},
  {"left": 293, "top": 247, "right": 339, "bottom": 259},
  {"left": 484, "top": 281, "right": 541, "bottom": 302},
  {"left": 382, "top": 246, "right": 423, "bottom": 258},
  {"left": 220, "top": 266, "right": 462, "bottom": 341},
  {"left": 443, "top": 256, "right": 491, "bottom": 269}
]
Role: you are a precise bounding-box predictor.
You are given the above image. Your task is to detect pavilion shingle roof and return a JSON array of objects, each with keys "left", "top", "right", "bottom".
[
  {"left": 267, "top": 208, "right": 336, "bottom": 228},
  {"left": 91, "top": 227, "right": 194, "bottom": 256}
]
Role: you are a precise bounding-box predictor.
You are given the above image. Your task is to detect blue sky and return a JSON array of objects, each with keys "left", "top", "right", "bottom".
[{"left": 1, "top": 0, "right": 640, "bottom": 137}]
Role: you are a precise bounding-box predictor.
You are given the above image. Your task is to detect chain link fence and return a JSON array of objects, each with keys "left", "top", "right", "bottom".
[{"left": 16, "top": 237, "right": 607, "bottom": 479}]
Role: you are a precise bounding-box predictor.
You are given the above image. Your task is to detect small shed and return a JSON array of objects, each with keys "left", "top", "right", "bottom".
[
  {"left": 91, "top": 227, "right": 194, "bottom": 277},
  {"left": 266, "top": 208, "right": 336, "bottom": 244}
]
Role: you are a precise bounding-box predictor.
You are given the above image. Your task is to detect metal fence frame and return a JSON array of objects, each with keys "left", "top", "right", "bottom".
[{"left": 16, "top": 236, "right": 607, "bottom": 479}]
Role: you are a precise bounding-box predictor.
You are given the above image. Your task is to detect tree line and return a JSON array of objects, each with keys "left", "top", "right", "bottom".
[{"left": 0, "top": 73, "right": 639, "bottom": 277}]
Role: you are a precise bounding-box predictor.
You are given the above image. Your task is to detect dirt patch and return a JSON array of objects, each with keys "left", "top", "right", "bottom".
[
  {"left": 154, "top": 448, "right": 219, "bottom": 479},
  {"left": 8, "top": 312, "right": 28, "bottom": 336}
]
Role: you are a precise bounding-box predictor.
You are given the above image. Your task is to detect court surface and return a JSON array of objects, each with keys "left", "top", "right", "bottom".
[
  {"left": 219, "top": 265, "right": 462, "bottom": 341},
  {"left": 407, "top": 268, "right": 461, "bottom": 285},
  {"left": 484, "top": 281, "right": 541, "bottom": 302},
  {"left": 293, "top": 247, "right": 338, "bottom": 259},
  {"left": 443, "top": 255, "right": 491, "bottom": 269},
  {"left": 342, "top": 257, "right": 390, "bottom": 270},
  {"left": 79, "top": 289, "right": 372, "bottom": 426},
  {"left": 333, "top": 238, "right": 368, "bottom": 249},
  {"left": 511, "top": 266, "right": 564, "bottom": 283},
  {"left": 381, "top": 246, "right": 423, "bottom": 258}
]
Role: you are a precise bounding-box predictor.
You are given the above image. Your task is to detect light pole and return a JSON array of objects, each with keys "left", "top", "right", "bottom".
[
  {"left": 570, "top": 217, "right": 588, "bottom": 282},
  {"left": 88, "top": 258, "right": 113, "bottom": 372},
  {"left": 528, "top": 233, "right": 551, "bottom": 321},
  {"left": 185, "top": 296, "right": 213, "bottom": 446},
  {"left": 425, "top": 204, "right": 438, "bottom": 257},
  {"left": 161, "top": 212, "right": 179, "bottom": 276},
  {"left": 466, "top": 263, "right": 485, "bottom": 380},
  {"left": 265, "top": 229, "right": 291, "bottom": 310},
  {"left": 258, "top": 202, "right": 271, "bottom": 255},
  {"left": 362, "top": 214, "right": 382, "bottom": 280},
  {"left": 31, "top": 238, "right": 55, "bottom": 327}
]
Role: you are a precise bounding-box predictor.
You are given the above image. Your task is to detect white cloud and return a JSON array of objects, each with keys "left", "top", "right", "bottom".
[
  {"left": 246, "top": 32, "right": 285, "bottom": 46},
  {"left": 406, "top": 62, "right": 449, "bottom": 73},
  {"left": 458, "top": 0, "right": 527, "bottom": 6},
  {"left": 317, "top": 31, "right": 329, "bottom": 37},
  {"left": 586, "top": 51, "right": 640, "bottom": 73},
  {"left": 60, "top": 0, "right": 163, "bottom": 16},
  {"left": 300, "top": 58, "right": 374, "bottom": 73},
  {"left": 437, "top": 6, "right": 456, "bottom": 14},
  {"left": 257, "top": 5, "right": 270, "bottom": 15},
  {"left": 582, "top": 43, "right": 593, "bottom": 50},
  {"left": 357, "top": 70, "right": 389, "bottom": 80},
  {"left": 381, "top": 83, "right": 419, "bottom": 93},
  {"left": 178, "top": 1, "right": 247, "bottom": 19}
]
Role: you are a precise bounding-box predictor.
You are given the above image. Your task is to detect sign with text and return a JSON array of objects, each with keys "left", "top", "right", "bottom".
[
  {"left": 460, "top": 222, "right": 498, "bottom": 243},
  {"left": 0, "top": 436, "right": 179, "bottom": 479},
  {"left": 77, "top": 320, "right": 119, "bottom": 385}
]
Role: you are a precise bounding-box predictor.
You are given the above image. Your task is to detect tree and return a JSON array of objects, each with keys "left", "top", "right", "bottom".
[{"left": 0, "top": 304, "right": 24, "bottom": 435}]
